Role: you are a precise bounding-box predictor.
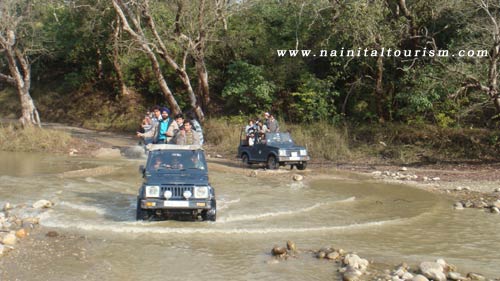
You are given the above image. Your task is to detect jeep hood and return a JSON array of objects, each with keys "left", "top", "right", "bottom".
[{"left": 145, "top": 173, "right": 209, "bottom": 185}]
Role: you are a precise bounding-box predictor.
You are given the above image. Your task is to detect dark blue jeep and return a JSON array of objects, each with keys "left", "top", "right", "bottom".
[
  {"left": 136, "top": 144, "right": 216, "bottom": 221},
  {"left": 237, "top": 131, "right": 310, "bottom": 170}
]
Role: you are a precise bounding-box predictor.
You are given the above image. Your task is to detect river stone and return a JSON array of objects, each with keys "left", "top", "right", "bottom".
[
  {"left": 372, "top": 171, "right": 382, "bottom": 176},
  {"left": 467, "top": 273, "right": 485, "bottom": 281},
  {"left": 402, "top": 272, "right": 414, "bottom": 280},
  {"left": 0, "top": 244, "right": 4, "bottom": 256},
  {"left": 419, "top": 262, "right": 446, "bottom": 281},
  {"left": 327, "top": 251, "right": 340, "bottom": 260},
  {"left": 400, "top": 167, "right": 408, "bottom": 171},
  {"left": 2, "top": 233, "right": 17, "bottom": 245},
  {"left": 454, "top": 202, "right": 464, "bottom": 210},
  {"left": 286, "top": 240, "right": 296, "bottom": 252},
  {"left": 494, "top": 188, "right": 500, "bottom": 192},
  {"left": 455, "top": 186, "right": 463, "bottom": 191},
  {"left": 411, "top": 275, "right": 429, "bottom": 281},
  {"left": 492, "top": 200, "right": 500, "bottom": 209},
  {"left": 15, "top": 228, "right": 27, "bottom": 239},
  {"left": 491, "top": 207, "right": 500, "bottom": 214},
  {"left": 343, "top": 254, "right": 369, "bottom": 271},
  {"left": 432, "top": 177, "right": 441, "bottom": 181},
  {"left": 33, "top": 199, "right": 53, "bottom": 209},
  {"left": 342, "top": 266, "right": 363, "bottom": 281},
  {"left": 46, "top": 231, "right": 59, "bottom": 237},
  {"left": 3, "top": 202, "right": 12, "bottom": 211},
  {"left": 249, "top": 171, "right": 258, "bottom": 177},
  {"left": 316, "top": 251, "right": 326, "bottom": 259},
  {"left": 448, "top": 271, "right": 466, "bottom": 281},
  {"left": 271, "top": 246, "right": 287, "bottom": 257},
  {"left": 292, "top": 174, "right": 304, "bottom": 181}
]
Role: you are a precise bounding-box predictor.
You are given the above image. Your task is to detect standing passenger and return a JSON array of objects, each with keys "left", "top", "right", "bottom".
[
  {"left": 176, "top": 120, "right": 200, "bottom": 145},
  {"left": 157, "top": 107, "right": 171, "bottom": 144}
]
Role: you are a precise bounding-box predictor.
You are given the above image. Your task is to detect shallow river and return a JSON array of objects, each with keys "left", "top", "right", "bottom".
[{"left": 1, "top": 149, "right": 499, "bottom": 281}]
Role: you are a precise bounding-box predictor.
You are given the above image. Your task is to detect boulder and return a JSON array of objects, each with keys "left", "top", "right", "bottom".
[
  {"left": 453, "top": 202, "right": 464, "bottom": 210},
  {"left": 431, "top": 177, "right": 441, "bottom": 181},
  {"left": 491, "top": 207, "right": 500, "bottom": 214},
  {"left": 494, "top": 187, "right": 500, "bottom": 193},
  {"left": 33, "top": 199, "right": 53, "bottom": 209},
  {"left": 292, "top": 174, "right": 304, "bottom": 181},
  {"left": 400, "top": 167, "right": 408, "bottom": 171},
  {"left": 343, "top": 254, "right": 369, "bottom": 272},
  {"left": 342, "top": 266, "right": 363, "bottom": 281},
  {"left": 316, "top": 251, "right": 326, "bottom": 259},
  {"left": 419, "top": 262, "right": 446, "bottom": 281}
]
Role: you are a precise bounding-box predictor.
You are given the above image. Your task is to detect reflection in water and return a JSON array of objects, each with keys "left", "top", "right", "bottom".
[{"left": 1, "top": 151, "right": 500, "bottom": 281}]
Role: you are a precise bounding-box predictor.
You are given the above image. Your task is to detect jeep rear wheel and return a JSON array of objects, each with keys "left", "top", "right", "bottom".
[
  {"left": 241, "top": 153, "right": 250, "bottom": 167},
  {"left": 296, "top": 162, "right": 307, "bottom": 170},
  {"left": 202, "top": 200, "right": 217, "bottom": 221},
  {"left": 267, "top": 155, "right": 279, "bottom": 170}
]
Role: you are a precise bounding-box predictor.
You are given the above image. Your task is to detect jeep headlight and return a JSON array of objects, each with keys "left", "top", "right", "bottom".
[
  {"left": 145, "top": 185, "right": 160, "bottom": 198},
  {"left": 279, "top": 149, "right": 287, "bottom": 156},
  {"left": 300, "top": 149, "right": 307, "bottom": 156},
  {"left": 193, "top": 186, "right": 209, "bottom": 199}
]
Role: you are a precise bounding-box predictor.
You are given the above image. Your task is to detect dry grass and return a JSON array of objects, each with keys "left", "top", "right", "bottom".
[{"left": 0, "top": 124, "right": 75, "bottom": 153}]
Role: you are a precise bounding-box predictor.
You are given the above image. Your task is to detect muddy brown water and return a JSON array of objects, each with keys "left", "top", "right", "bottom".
[{"left": 1, "top": 148, "right": 500, "bottom": 281}]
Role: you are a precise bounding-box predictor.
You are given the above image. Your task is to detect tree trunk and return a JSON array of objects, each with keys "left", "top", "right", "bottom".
[
  {"left": 112, "top": 17, "right": 130, "bottom": 97},
  {"left": 488, "top": 45, "right": 500, "bottom": 113},
  {"left": 375, "top": 50, "right": 385, "bottom": 123},
  {"left": 0, "top": 33, "right": 41, "bottom": 127},
  {"left": 143, "top": 1, "right": 205, "bottom": 120},
  {"left": 195, "top": 57, "right": 210, "bottom": 114},
  {"left": 112, "top": 0, "right": 181, "bottom": 114}
]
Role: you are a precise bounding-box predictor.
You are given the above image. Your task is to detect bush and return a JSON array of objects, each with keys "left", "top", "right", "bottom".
[{"left": 0, "top": 124, "right": 74, "bottom": 153}]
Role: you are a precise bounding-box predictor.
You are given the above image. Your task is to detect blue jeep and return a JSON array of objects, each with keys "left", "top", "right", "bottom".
[
  {"left": 136, "top": 144, "right": 216, "bottom": 221},
  {"left": 237, "top": 131, "right": 310, "bottom": 170}
]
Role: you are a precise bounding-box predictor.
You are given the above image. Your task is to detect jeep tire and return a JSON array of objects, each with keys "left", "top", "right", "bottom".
[
  {"left": 296, "top": 162, "right": 307, "bottom": 170},
  {"left": 202, "top": 200, "right": 217, "bottom": 221},
  {"left": 241, "top": 153, "right": 250, "bottom": 167},
  {"left": 267, "top": 155, "right": 279, "bottom": 170},
  {"left": 136, "top": 198, "right": 150, "bottom": 220}
]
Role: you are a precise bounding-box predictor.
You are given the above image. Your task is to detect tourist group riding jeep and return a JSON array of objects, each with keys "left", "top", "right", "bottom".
[
  {"left": 238, "top": 131, "right": 310, "bottom": 170},
  {"left": 136, "top": 144, "right": 216, "bottom": 221}
]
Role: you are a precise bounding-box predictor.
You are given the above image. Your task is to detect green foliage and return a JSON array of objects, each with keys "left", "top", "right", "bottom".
[
  {"left": 221, "top": 61, "right": 276, "bottom": 114},
  {"left": 288, "top": 74, "right": 339, "bottom": 123}
]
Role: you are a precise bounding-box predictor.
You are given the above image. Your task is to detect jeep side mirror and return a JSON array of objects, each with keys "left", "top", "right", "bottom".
[{"left": 139, "top": 165, "right": 145, "bottom": 175}]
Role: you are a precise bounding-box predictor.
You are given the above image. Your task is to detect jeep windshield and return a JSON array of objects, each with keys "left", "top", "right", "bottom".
[
  {"left": 146, "top": 150, "right": 207, "bottom": 173},
  {"left": 265, "top": 132, "right": 294, "bottom": 146}
]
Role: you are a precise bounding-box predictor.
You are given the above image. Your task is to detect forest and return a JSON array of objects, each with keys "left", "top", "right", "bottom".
[{"left": 1, "top": 0, "right": 500, "bottom": 160}]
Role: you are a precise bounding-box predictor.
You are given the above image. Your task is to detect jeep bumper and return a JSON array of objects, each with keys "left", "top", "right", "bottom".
[
  {"left": 277, "top": 156, "right": 310, "bottom": 163},
  {"left": 140, "top": 199, "right": 213, "bottom": 210}
]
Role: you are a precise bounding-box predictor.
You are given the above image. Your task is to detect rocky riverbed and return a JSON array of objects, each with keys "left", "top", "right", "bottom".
[{"left": 269, "top": 241, "right": 500, "bottom": 281}]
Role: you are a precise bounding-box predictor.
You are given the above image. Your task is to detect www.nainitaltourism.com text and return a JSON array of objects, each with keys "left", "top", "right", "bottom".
[{"left": 276, "top": 48, "right": 488, "bottom": 58}]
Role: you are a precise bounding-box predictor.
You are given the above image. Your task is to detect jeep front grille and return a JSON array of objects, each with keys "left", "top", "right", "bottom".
[{"left": 160, "top": 185, "right": 193, "bottom": 199}]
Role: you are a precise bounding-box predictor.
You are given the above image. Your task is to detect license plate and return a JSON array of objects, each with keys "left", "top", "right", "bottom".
[
  {"left": 164, "top": 201, "right": 189, "bottom": 207},
  {"left": 289, "top": 156, "right": 300, "bottom": 161},
  {"left": 291, "top": 152, "right": 298, "bottom": 157}
]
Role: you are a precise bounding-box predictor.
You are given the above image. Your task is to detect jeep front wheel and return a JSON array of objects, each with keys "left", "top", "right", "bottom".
[
  {"left": 202, "top": 200, "right": 217, "bottom": 221},
  {"left": 296, "top": 162, "right": 307, "bottom": 170},
  {"left": 136, "top": 199, "right": 150, "bottom": 220},
  {"left": 267, "top": 155, "right": 279, "bottom": 170}
]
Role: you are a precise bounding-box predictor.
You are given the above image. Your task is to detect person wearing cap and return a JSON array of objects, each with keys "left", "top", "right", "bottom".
[
  {"left": 176, "top": 119, "right": 200, "bottom": 145},
  {"left": 156, "top": 107, "right": 171, "bottom": 144}
]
